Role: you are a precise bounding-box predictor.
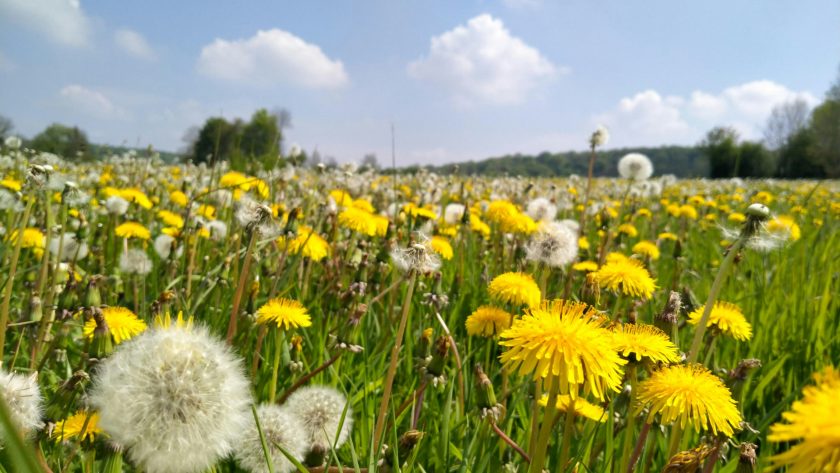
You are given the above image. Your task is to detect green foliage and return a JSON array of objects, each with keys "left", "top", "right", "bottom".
[
  {"left": 701, "top": 126, "right": 741, "bottom": 178},
  {"left": 809, "top": 98, "right": 840, "bottom": 178},
  {"left": 190, "top": 109, "right": 283, "bottom": 169},
  {"left": 29, "top": 123, "right": 90, "bottom": 159},
  {"left": 776, "top": 129, "right": 826, "bottom": 178}
]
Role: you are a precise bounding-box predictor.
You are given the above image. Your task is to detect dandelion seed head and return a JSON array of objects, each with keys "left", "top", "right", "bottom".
[
  {"left": 235, "top": 404, "right": 308, "bottom": 473},
  {"left": 105, "top": 195, "right": 129, "bottom": 215},
  {"left": 525, "top": 221, "right": 578, "bottom": 268},
  {"left": 119, "top": 248, "right": 152, "bottom": 276},
  {"left": 618, "top": 153, "right": 654, "bottom": 181},
  {"left": 284, "top": 386, "right": 353, "bottom": 453},
  {"left": 0, "top": 369, "right": 43, "bottom": 443}
]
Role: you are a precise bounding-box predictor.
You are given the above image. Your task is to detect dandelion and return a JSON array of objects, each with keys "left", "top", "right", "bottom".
[
  {"left": 119, "top": 188, "right": 153, "bottom": 209},
  {"left": 591, "top": 258, "right": 657, "bottom": 299},
  {"left": 235, "top": 404, "right": 308, "bottom": 473},
  {"left": 49, "top": 232, "right": 89, "bottom": 261},
  {"left": 51, "top": 411, "right": 101, "bottom": 443},
  {"left": 618, "top": 223, "right": 638, "bottom": 238},
  {"left": 119, "top": 248, "right": 152, "bottom": 275},
  {"left": 430, "top": 235, "right": 454, "bottom": 260},
  {"left": 338, "top": 206, "right": 379, "bottom": 237},
  {"left": 204, "top": 220, "right": 228, "bottom": 241},
  {"left": 538, "top": 394, "right": 606, "bottom": 422},
  {"left": 632, "top": 240, "right": 660, "bottom": 260},
  {"left": 465, "top": 306, "right": 513, "bottom": 337},
  {"left": 157, "top": 210, "right": 184, "bottom": 229},
  {"left": 83, "top": 306, "right": 147, "bottom": 344},
  {"left": 611, "top": 323, "right": 680, "bottom": 364},
  {"left": 635, "top": 364, "right": 742, "bottom": 437},
  {"left": 572, "top": 260, "right": 599, "bottom": 272},
  {"left": 618, "top": 153, "right": 654, "bottom": 181},
  {"left": 390, "top": 238, "right": 441, "bottom": 273},
  {"left": 488, "top": 272, "right": 541, "bottom": 308},
  {"left": 767, "top": 366, "right": 840, "bottom": 473},
  {"left": 0, "top": 369, "right": 43, "bottom": 441},
  {"left": 277, "top": 226, "right": 331, "bottom": 262},
  {"left": 255, "top": 298, "right": 312, "bottom": 330},
  {"left": 499, "top": 299, "right": 626, "bottom": 400},
  {"left": 687, "top": 301, "right": 752, "bottom": 341},
  {"left": 590, "top": 125, "right": 609, "bottom": 148},
  {"left": 284, "top": 386, "right": 353, "bottom": 455},
  {"left": 105, "top": 195, "right": 129, "bottom": 215},
  {"left": 153, "top": 234, "right": 177, "bottom": 259},
  {"left": 89, "top": 322, "right": 252, "bottom": 473},
  {"left": 525, "top": 221, "right": 578, "bottom": 268},
  {"left": 170, "top": 190, "right": 188, "bottom": 207},
  {"left": 443, "top": 203, "right": 466, "bottom": 225},
  {"left": 115, "top": 222, "right": 151, "bottom": 240},
  {"left": 766, "top": 215, "right": 801, "bottom": 242},
  {"left": 8, "top": 228, "right": 45, "bottom": 256},
  {"left": 525, "top": 197, "right": 557, "bottom": 223}
]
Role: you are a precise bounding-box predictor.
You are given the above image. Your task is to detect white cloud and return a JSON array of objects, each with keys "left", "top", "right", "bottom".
[
  {"left": 197, "top": 29, "right": 348, "bottom": 89},
  {"left": 596, "top": 80, "right": 817, "bottom": 146},
  {"left": 115, "top": 29, "right": 156, "bottom": 61},
  {"left": 59, "top": 85, "right": 123, "bottom": 119},
  {"left": 0, "top": 0, "right": 91, "bottom": 47},
  {"left": 408, "top": 14, "right": 560, "bottom": 106}
]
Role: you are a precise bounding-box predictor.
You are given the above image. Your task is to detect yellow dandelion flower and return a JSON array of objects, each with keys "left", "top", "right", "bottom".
[
  {"left": 255, "top": 298, "right": 312, "bottom": 330},
  {"left": 197, "top": 204, "right": 215, "bottom": 219},
  {"left": 277, "top": 226, "right": 331, "bottom": 262},
  {"left": 465, "top": 306, "right": 513, "bottom": 337},
  {"left": 767, "top": 366, "right": 840, "bottom": 473},
  {"left": 485, "top": 200, "right": 536, "bottom": 235},
  {"left": 115, "top": 221, "right": 151, "bottom": 240},
  {"left": 618, "top": 223, "right": 638, "bottom": 238},
  {"left": 578, "top": 236, "right": 590, "bottom": 250},
  {"left": 220, "top": 171, "right": 249, "bottom": 188},
  {"left": 119, "top": 188, "right": 153, "bottom": 209},
  {"left": 83, "top": 307, "right": 147, "bottom": 344},
  {"left": 611, "top": 323, "right": 680, "bottom": 364},
  {"left": 635, "top": 364, "right": 742, "bottom": 437},
  {"left": 752, "top": 191, "right": 774, "bottom": 204},
  {"left": 338, "top": 206, "right": 378, "bottom": 237},
  {"left": 499, "top": 299, "right": 627, "bottom": 400},
  {"left": 632, "top": 240, "right": 660, "bottom": 260},
  {"left": 153, "top": 311, "right": 193, "bottom": 329},
  {"left": 372, "top": 215, "right": 390, "bottom": 237},
  {"left": 767, "top": 215, "right": 801, "bottom": 241},
  {"left": 329, "top": 189, "right": 353, "bottom": 207},
  {"left": 538, "top": 394, "right": 606, "bottom": 422},
  {"left": 488, "top": 272, "right": 541, "bottom": 308},
  {"left": 469, "top": 214, "right": 491, "bottom": 238},
  {"left": 161, "top": 227, "right": 181, "bottom": 237},
  {"left": 635, "top": 208, "right": 652, "bottom": 219},
  {"left": 0, "top": 177, "right": 22, "bottom": 191},
  {"left": 687, "top": 301, "right": 752, "bottom": 341},
  {"left": 8, "top": 227, "right": 45, "bottom": 251},
  {"left": 658, "top": 232, "right": 678, "bottom": 241},
  {"left": 572, "top": 260, "right": 599, "bottom": 272},
  {"left": 591, "top": 258, "right": 656, "bottom": 299},
  {"left": 606, "top": 252, "right": 629, "bottom": 264},
  {"left": 403, "top": 203, "right": 438, "bottom": 220},
  {"left": 430, "top": 236, "right": 454, "bottom": 260},
  {"left": 170, "top": 190, "right": 188, "bottom": 207},
  {"left": 52, "top": 411, "right": 101, "bottom": 443},
  {"left": 352, "top": 199, "right": 375, "bottom": 213},
  {"left": 157, "top": 210, "right": 184, "bottom": 229},
  {"left": 728, "top": 212, "right": 747, "bottom": 224}
]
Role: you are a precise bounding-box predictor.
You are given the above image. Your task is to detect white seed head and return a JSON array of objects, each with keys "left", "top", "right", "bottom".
[
  {"left": 390, "top": 237, "right": 441, "bottom": 274},
  {"left": 153, "top": 234, "right": 176, "bottom": 260},
  {"left": 283, "top": 386, "right": 353, "bottom": 453},
  {"left": 443, "top": 203, "right": 466, "bottom": 225},
  {"left": 90, "top": 324, "right": 252, "bottom": 473},
  {"left": 49, "top": 232, "right": 89, "bottom": 261},
  {"left": 746, "top": 203, "right": 770, "bottom": 219},
  {"left": 525, "top": 197, "right": 557, "bottom": 223},
  {"left": 119, "top": 248, "right": 152, "bottom": 276},
  {"left": 617, "top": 153, "right": 654, "bottom": 181},
  {"left": 590, "top": 125, "right": 610, "bottom": 148},
  {"left": 525, "top": 221, "right": 579, "bottom": 268},
  {"left": 105, "top": 196, "right": 130, "bottom": 216},
  {"left": 204, "top": 220, "right": 228, "bottom": 242},
  {"left": 235, "top": 404, "right": 308, "bottom": 473},
  {"left": 0, "top": 369, "right": 43, "bottom": 443}
]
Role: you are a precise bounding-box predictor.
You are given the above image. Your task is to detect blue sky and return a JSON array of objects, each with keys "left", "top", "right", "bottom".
[{"left": 1, "top": 0, "right": 838, "bottom": 165}]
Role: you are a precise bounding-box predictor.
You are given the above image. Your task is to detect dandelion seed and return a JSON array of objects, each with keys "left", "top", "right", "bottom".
[
  {"left": 618, "top": 153, "right": 653, "bottom": 181},
  {"left": 284, "top": 386, "right": 353, "bottom": 454},
  {"left": 525, "top": 221, "right": 578, "bottom": 268},
  {"left": 0, "top": 369, "right": 43, "bottom": 442},
  {"left": 235, "top": 404, "right": 308, "bottom": 473},
  {"left": 105, "top": 195, "right": 130, "bottom": 215}
]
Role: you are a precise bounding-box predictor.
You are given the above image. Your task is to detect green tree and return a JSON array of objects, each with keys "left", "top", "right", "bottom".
[
  {"left": 191, "top": 117, "right": 242, "bottom": 165},
  {"left": 29, "top": 123, "right": 89, "bottom": 158},
  {"left": 737, "top": 141, "right": 774, "bottom": 178},
  {"left": 239, "top": 109, "right": 281, "bottom": 159},
  {"left": 809, "top": 98, "right": 840, "bottom": 178},
  {"left": 776, "top": 129, "right": 825, "bottom": 178},
  {"left": 700, "top": 127, "right": 741, "bottom": 178}
]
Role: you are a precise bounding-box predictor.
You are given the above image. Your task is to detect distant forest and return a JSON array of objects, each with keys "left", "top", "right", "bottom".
[{"left": 403, "top": 146, "right": 710, "bottom": 178}]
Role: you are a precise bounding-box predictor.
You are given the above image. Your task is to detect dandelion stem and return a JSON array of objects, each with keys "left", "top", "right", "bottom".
[
  {"left": 268, "top": 328, "right": 284, "bottom": 404},
  {"left": 0, "top": 196, "right": 34, "bottom": 361},
  {"left": 278, "top": 352, "right": 343, "bottom": 404},
  {"left": 626, "top": 422, "right": 651, "bottom": 473},
  {"left": 558, "top": 398, "right": 577, "bottom": 471},
  {"left": 372, "top": 271, "right": 417, "bottom": 451},
  {"left": 489, "top": 420, "right": 531, "bottom": 463},
  {"left": 529, "top": 378, "right": 558, "bottom": 473},
  {"left": 226, "top": 229, "right": 258, "bottom": 344}
]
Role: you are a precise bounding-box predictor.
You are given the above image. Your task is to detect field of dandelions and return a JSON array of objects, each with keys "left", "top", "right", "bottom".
[{"left": 0, "top": 134, "right": 838, "bottom": 473}]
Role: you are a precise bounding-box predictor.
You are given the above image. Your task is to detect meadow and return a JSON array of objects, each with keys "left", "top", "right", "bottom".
[{"left": 0, "top": 138, "right": 838, "bottom": 473}]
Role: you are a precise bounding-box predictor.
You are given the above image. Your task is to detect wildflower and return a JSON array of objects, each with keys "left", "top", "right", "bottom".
[
  {"left": 105, "top": 195, "right": 129, "bottom": 215},
  {"left": 51, "top": 411, "right": 101, "bottom": 443},
  {"left": 89, "top": 322, "right": 252, "bottom": 473},
  {"left": 525, "top": 221, "right": 578, "bottom": 268},
  {"left": 525, "top": 197, "right": 557, "bottom": 223},
  {"left": 329, "top": 189, "right": 353, "bottom": 207},
  {"left": 234, "top": 404, "right": 308, "bottom": 473},
  {"left": 49, "top": 232, "right": 89, "bottom": 261},
  {"left": 157, "top": 210, "right": 184, "bottom": 229},
  {"left": 443, "top": 203, "right": 466, "bottom": 225},
  {"left": 767, "top": 366, "right": 840, "bottom": 473},
  {"left": 618, "top": 153, "right": 654, "bottom": 181},
  {"left": 284, "top": 386, "right": 353, "bottom": 454},
  {"left": 204, "top": 220, "right": 228, "bottom": 241},
  {"left": 153, "top": 234, "right": 177, "bottom": 259},
  {"left": 119, "top": 188, "right": 153, "bottom": 209},
  {"left": 235, "top": 200, "right": 274, "bottom": 233},
  {"left": 469, "top": 214, "right": 490, "bottom": 237},
  {"left": 0, "top": 177, "right": 22, "bottom": 192},
  {"left": 465, "top": 306, "right": 513, "bottom": 337},
  {"left": 658, "top": 232, "right": 678, "bottom": 241},
  {"left": 766, "top": 215, "right": 801, "bottom": 242},
  {"left": 635, "top": 364, "right": 742, "bottom": 437},
  {"left": 538, "top": 394, "right": 606, "bottom": 422},
  {"left": 499, "top": 300, "right": 626, "bottom": 400},
  {"left": 591, "top": 258, "right": 657, "bottom": 299},
  {"left": 170, "top": 190, "right": 188, "bottom": 207},
  {"left": 632, "top": 240, "right": 660, "bottom": 260},
  {"left": 430, "top": 236, "right": 454, "bottom": 260},
  {"left": 572, "top": 260, "right": 599, "bottom": 272},
  {"left": 119, "top": 249, "right": 152, "bottom": 275},
  {"left": 8, "top": 227, "right": 46, "bottom": 257},
  {"left": 0, "top": 369, "right": 43, "bottom": 441},
  {"left": 728, "top": 212, "right": 747, "bottom": 224},
  {"left": 83, "top": 307, "right": 147, "bottom": 344},
  {"left": 485, "top": 200, "right": 536, "bottom": 235},
  {"left": 403, "top": 203, "right": 437, "bottom": 220},
  {"left": 115, "top": 222, "right": 151, "bottom": 240},
  {"left": 278, "top": 226, "right": 331, "bottom": 262},
  {"left": 390, "top": 238, "right": 441, "bottom": 273},
  {"left": 338, "top": 207, "right": 379, "bottom": 237},
  {"left": 618, "top": 223, "right": 638, "bottom": 238},
  {"left": 590, "top": 125, "right": 609, "bottom": 148},
  {"left": 578, "top": 236, "right": 590, "bottom": 250},
  {"left": 687, "top": 301, "right": 752, "bottom": 341},
  {"left": 3, "top": 135, "right": 22, "bottom": 149},
  {"left": 488, "top": 272, "right": 541, "bottom": 308},
  {"left": 611, "top": 323, "right": 680, "bottom": 364},
  {"left": 256, "top": 298, "right": 312, "bottom": 330}
]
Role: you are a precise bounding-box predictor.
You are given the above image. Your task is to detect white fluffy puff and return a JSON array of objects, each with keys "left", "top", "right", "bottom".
[
  {"left": 617, "top": 153, "right": 654, "bottom": 181},
  {"left": 89, "top": 324, "right": 252, "bottom": 473},
  {"left": 235, "top": 404, "right": 308, "bottom": 473},
  {"left": 525, "top": 197, "right": 557, "bottom": 223},
  {"left": 283, "top": 386, "right": 353, "bottom": 453},
  {"left": 0, "top": 369, "right": 44, "bottom": 443},
  {"left": 525, "top": 221, "right": 579, "bottom": 268}
]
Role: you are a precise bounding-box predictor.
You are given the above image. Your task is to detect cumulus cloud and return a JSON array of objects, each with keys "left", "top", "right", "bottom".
[
  {"left": 408, "top": 14, "right": 560, "bottom": 106},
  {"left": 115, "top": 29, "right": 156, "bottom": 60},
  {"left": 595, "top": 80, "right": 817, "bottom": 146},
  {"left": 0, "top": 0, "right": 91, "bottom": 47},
  {"left": 59, "top": 85, "right": 123, "bottom": 119},
  {"left": 197, "top": 29, "right": 348, "bottom": 89}
]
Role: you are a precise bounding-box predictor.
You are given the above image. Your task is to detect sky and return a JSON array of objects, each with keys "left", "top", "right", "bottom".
[{"left": 1, "top": 0, "right": 838, "bottom": 166}]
